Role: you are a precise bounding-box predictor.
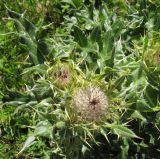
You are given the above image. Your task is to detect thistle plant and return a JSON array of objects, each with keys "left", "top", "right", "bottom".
[{"left": 1, "top": 2, "right": 160, "bottom": 159}]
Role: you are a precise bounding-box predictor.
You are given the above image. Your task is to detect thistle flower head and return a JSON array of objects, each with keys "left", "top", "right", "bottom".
[
  {"left": 145, "top": 44, "right": 160, "bottom": 66},
  {"left": 54, "top": 66, "right": 71, "bottom": 87},
  {"left": 154, "top": 51, "right": 160, "bottom": 64},
  {"left": 73, "top": 86, "right": 109, "bottom": 120}
]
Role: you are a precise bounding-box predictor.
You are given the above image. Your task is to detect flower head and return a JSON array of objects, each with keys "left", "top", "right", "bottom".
[
  {"left": 145, "top": 44, "right": 160, "bottom": 66},
  {"left": 73, "top": 86, "right": 109, "bottom": 120},
  {"left": 54, "top": 66, "right": 71, "bottom": 87},
  {"left": 154, "top": 51, "right": 160, "bottom": 64}
]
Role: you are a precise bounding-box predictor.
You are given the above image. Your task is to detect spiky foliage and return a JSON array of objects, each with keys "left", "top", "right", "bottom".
[{"left": 1, "top": 1, "right": 160, "bottom": 159}]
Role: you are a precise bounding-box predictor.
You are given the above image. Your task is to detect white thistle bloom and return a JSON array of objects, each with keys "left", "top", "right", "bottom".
[{"left": 73, "top": 86, "right": 109, "bottom": 120}]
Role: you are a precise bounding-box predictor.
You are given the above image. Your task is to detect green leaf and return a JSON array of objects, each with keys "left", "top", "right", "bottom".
[
  {"left": 112, "top": 125, "right": 139, "bottom": 138},
  {"left": 142, "top": 35, "right": 148, "bottom": 56},
  {"left": 72, "top": 25, "right": 88, "bottom": 47},
  {"left": 20, "top": 35, "right": 39, "bottom": 65},
  {"left": 37, "top": 40, "right": 52, "bottom": 59},
  {"left": 72, "top": 0, "right": 83, "bottom": 8},
  {"left": 21, "top": 18, "right": 36, "bottom": 37},
  {"left": 90, "top": 25, "right": 101, "bottom": 42},
  {"left": 131, "top": 110, "right": 147, "bottom": 122},
  {"left": 90, "top": 25, "right": 103, "bottom": 51},
  {"left": 34, "top": 121, "right": 53, "bottom": 137},
  {"left": 7, "top": 7, "right": 21, "bottom": 19},
  {"left": 7, "top": 7, "right": 36, "bottom": 37},
  {"left": 0, "top": 59, "right": 4, "bottom": 69},
  {"left": 101, "top": 30, "right": 114, "bottom": 59},
  {"left": 55, "top": 121, "right": 66, "bottom": 129},
  {"left": 18, "top": 136, "right": 36, "bottom": 154},
  {"left": 136, "top": 99, "right": 152, "bottom": 112},
  {"left": 7, "top": 7, "right": 46, "bottom": 65},
  {"left": 111, "top": 20, "right": 124, "bottom": 37},
  {"left": 120, "top": 138, "right": 129, "bottom": 159},
  {"left": 22, "top": 64, "right": 47, "bottom": 75},
  {"left": 111, "top": 75, "right": 126, "bottom": 90},
  {"left": 100, "top": 128, "right": 109, "bottom": 143}
]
